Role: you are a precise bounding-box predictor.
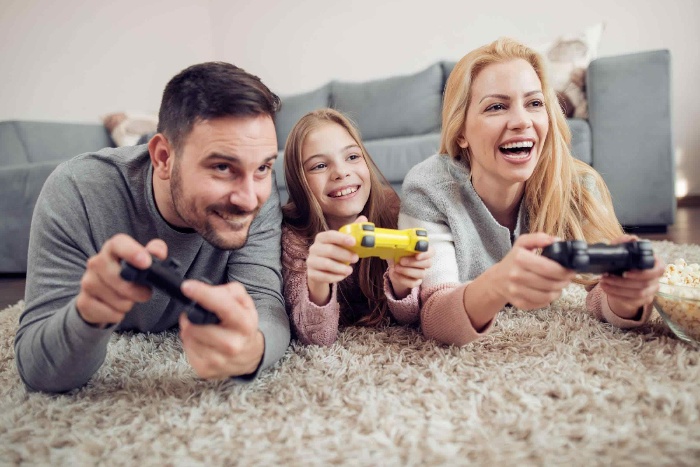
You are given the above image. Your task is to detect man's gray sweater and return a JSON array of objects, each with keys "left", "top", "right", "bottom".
[{"left": 14, "top": 145, "right": 290, "bottom": 393}]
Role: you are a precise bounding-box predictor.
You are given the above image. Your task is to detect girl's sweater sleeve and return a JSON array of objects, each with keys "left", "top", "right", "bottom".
[
  {"left": 383, "top": 272, "right": 420, "bottom": 325},
  {"left": 282, "top": 229, "right": 341, "bottom": 346},
  {"left": 585, "top": 283, "right": 653, "bottom": 328}
]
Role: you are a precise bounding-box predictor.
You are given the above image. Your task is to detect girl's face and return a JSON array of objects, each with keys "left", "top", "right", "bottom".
[
  {"left": 460, "top": 58, "right": 549, "bottom": 193},
  {"left": 301, "top": 122, "right": 371, "bottom": 230}
]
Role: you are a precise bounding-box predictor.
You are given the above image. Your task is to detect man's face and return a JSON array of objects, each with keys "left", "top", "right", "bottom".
[{"left": 169, "top": 115, "right": 278, "bottom": 250}]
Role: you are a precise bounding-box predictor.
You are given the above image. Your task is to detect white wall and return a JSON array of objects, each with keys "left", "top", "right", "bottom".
[
  {"left": 0, "top": 0, "right": 214, "bottom": 123},
  {"left": 210, "top": 0, "right": 700, "bottom": 197},
  {"left": 1, "top": 0, "right": 698, "bottom": 196}
]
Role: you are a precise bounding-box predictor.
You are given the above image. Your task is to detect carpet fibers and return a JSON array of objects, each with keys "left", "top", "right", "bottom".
[{"left": 1, "top": 241, "right": 699, "bottom": 466}]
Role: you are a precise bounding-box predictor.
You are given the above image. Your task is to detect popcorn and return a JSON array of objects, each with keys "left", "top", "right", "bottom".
[
  {"left": 660, "top": 259, "right": 700, "bottom": 287},
  {"left": 656, "top": 258, "right": 700, "bottom": 343}
]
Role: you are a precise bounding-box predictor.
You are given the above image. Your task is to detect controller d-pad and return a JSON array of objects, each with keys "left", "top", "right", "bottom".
[
  {"left": 361, "top": 235, "right": 375, "bottom": 247},
  {"left": 415, "top": 240, "right": 429, "bottom": 252}
]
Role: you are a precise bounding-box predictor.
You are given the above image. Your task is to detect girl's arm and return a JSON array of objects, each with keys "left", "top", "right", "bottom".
[
  {"left": 283, "top": 255, "right": 342, "bottom": 346},
  {"left": 384, "top": 248, "right": 435, "bottom": 325},
  {"left": 282, "top": 229, "right": 359, "bottom": 346}
]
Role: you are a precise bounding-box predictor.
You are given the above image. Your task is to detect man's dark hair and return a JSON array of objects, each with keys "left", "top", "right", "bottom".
[{"left": 157, "top": 61, "right": 280, "bottom": 151}]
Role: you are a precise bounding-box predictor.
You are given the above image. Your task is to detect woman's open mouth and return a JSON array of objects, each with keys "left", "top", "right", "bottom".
[{"left": 498, "top": 141, "right": 534, "bottom": 162}]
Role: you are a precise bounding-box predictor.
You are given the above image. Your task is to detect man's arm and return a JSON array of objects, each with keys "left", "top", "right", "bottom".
[
  {"left": 14, "top": 163, "right": 113, "bottom": 393},
  {"left": 226, "top": 180, "right": 290, "bottom": 377}
]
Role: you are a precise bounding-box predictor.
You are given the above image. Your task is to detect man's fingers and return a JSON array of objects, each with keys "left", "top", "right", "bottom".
[
  {"left": 103, "top": 233, "right": 152, "bottom": 269},
  {"left": 181, "top": 280, "right": 257, "bottom": 332},
  {"left": 145, "top": 238, "right": 168, "bottom": 261}
]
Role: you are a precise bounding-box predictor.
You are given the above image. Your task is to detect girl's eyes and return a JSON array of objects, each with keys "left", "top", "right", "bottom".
[
  {"left": 347, "top": 153, "right": 362, "bottom": 161},
  {"left": 309, "top": 163, "right": 327, "bottom": 171}
]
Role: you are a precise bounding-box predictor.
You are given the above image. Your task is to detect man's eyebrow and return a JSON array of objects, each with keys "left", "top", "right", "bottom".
[
  {"left": 479, "top": 90, "right": 543, "bottom": 104},
  {"left": 205, "top": 153, "right": 277, "bottom": 165}
]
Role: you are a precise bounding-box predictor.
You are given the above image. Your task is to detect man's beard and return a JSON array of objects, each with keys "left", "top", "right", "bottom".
[{"left": 170, "top": 162, "right": 258, "bottom": 250}]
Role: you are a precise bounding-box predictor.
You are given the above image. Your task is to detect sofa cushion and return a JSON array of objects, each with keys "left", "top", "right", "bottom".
[
  {"left": 441, "top": 61, "right": 457, "bottom": 87},
  {"left": 567, "top": 118, "right": 591, "bottom": 165},
  {"left": 0, "top": 121, "right": 112, "bottom": 166},
  {"left": 275, "top": 84, "right": 331, "bottom": 150},
  {"left": 331, "top": 64, "right": 443, "bottom": 141}
]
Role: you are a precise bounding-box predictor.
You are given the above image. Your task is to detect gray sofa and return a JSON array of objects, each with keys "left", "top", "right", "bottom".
[{"left": 0, "top": 49, "right": 675, "bottom": 273}]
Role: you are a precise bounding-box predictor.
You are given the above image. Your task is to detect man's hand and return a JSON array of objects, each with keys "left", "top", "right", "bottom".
[
  {"left": 179, "top": 280, "right": 264, "bottom": 379},
  {"left": 76, "top": 234, "right": 168, "bottom": 327}
]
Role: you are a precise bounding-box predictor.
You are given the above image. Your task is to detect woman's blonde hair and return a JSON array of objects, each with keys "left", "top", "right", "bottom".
[
  {"left": 440, "top": 37, "right": 624, "bottom": 244},
  {"left": 282, "top": 108, "right": 399, "bottom": 326}
]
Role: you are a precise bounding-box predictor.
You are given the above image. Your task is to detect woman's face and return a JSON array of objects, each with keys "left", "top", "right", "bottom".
[
  {"left": 301, "top": 122, "right": 371, "bottom": 230},
  {"left": 460, "top": 58, "right": 549, "bottom": 193}
]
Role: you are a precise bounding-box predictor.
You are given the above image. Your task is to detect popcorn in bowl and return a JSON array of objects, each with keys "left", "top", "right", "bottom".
[{"left": 654, "top": 258, "right": 700, "bottom": 344}]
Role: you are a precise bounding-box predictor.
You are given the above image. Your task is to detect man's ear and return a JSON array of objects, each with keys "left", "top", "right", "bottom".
[{"left": 148, "top": 133, "right": 174, "bottom": 180}]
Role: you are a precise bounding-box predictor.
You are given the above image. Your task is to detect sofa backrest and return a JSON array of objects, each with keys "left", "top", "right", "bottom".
[
  {"left": 0, "top": 121, "right": 113, "bottom": 166},
  {"left": 274, "top": 62, "right": 451, "bottom": 151}
]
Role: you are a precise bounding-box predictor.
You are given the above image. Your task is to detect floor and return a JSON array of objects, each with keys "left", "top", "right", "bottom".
[{"left": 1, "top": 206, "right": 699, "bottom": 310}]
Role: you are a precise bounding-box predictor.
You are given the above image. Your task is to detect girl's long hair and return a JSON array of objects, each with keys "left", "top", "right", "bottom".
[
  {"left": 282, "top": 108, "right": 399, "bottom": 326},
  {"left": 440, "top": 37, "right": 624, "bottom": 250}
]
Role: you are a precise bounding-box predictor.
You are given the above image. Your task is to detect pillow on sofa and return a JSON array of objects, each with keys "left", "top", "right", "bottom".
[
  {"left": 331, "top": 63, "right": 443, "bottom": 141},
  {"left": 536, "top": 22, "right": 605, "bottom": 118},
  {"left": 102, "top": 112, "right": 158, "bottom": 147},
  {"left": 275, "top": 84, "right": 331, "bottom": 150}
]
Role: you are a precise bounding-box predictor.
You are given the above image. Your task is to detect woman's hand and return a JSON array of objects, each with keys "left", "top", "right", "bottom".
[
  {"left": 598, "top": 234, "right": 665, "bottom": 319},
  {"left": 493, "top": 233, "right": 577, "bottom": 310},
  {"left": 388, "top": 247, "right": 435, "bottom": 299}
]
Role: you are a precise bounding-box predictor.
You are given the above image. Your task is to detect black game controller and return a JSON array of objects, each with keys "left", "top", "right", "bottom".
[
  {"left": 120, "top": 256, "right": 220, "bottom": 325},
  {"left": 541, "top": 240, "right": 655, "bottom": 275}
]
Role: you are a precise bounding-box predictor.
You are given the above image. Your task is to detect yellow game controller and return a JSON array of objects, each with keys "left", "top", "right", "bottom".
[{"left": 338, "top": 222, "right": 429, "bottom": 261}]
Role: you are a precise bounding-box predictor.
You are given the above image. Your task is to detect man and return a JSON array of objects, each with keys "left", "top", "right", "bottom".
[{"left": 14, "top": 62, "right": 290, "bottom": 393}]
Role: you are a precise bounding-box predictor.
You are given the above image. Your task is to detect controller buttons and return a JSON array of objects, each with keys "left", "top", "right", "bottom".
[
  {"left": 362, "top": 224, "right": 375, "bottom": 231},
  {"left": 361, "top": 235, "right": 375, "bottom": 248},
  {"left": 415, "top": 240, "right": 429, "bottom": 252},
  {"left": 416, "top": 229, "right": 428, "bottom": 237}
]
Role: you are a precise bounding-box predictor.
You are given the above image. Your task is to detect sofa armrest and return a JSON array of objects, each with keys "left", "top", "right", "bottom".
[
  {"left": 0, "top": 161, "right": 62, "bottom": 273},
  {"left": 587, "top": 49, "right": 675, "bottom": 228}
]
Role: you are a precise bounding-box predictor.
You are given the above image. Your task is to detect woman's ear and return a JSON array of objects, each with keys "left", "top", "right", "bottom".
[
  {"left": 148, "top": 134, "right": 174, "bottom": 180},
  {"left": 457, "top": 133, "right": 469, "bottom": 149}
]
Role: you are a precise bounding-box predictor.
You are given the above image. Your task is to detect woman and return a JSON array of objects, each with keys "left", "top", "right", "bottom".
[{"left": 399, "top": 37, "right": 664, "bottom": 346}]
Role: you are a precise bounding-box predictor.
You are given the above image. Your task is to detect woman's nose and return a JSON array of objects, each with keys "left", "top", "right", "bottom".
[{"left": 507, "top": 106, "right": 533, "bottom": 130}]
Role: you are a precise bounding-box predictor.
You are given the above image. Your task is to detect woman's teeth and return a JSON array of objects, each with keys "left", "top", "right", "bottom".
[{"left": 499, "top": 141, "right": 534, "bottom": 158}]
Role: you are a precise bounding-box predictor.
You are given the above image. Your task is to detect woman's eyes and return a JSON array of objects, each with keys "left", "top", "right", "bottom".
[
  {"left": 485, "top": 100, "right": 545, "bottom": 112},
  {"left": 347, "top": 153, "right": 362, "bottom": 161}
]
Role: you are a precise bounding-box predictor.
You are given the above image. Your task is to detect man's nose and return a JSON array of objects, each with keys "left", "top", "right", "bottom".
[{"left": 230, "top": 176, "right": 258, "bottom": 212}]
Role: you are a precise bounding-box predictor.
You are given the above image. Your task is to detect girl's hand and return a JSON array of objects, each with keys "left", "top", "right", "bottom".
[
  {"left": 306, "top": 227, "right": 361, "bottom": 306},
  {"left": 494, "top": 233, "right": 577, "bottom": 310},
  {"left": 598, "top": 234, "right": 665, "bottom": 319},
  {"left": 387, "top": 247, "right": 435, "bottom": 299}
]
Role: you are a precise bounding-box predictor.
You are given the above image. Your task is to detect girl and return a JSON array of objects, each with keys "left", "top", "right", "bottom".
[
  {"left": 281, "top": 109, "right": 434, "bottom": 346},
  {"left": 399, "top": 37, "right": 665, "bottom": 346}
]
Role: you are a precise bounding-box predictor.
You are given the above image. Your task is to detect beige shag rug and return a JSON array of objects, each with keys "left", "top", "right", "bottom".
[{"left": 1, "top": 240, "right": 700, "bottom": 466}]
